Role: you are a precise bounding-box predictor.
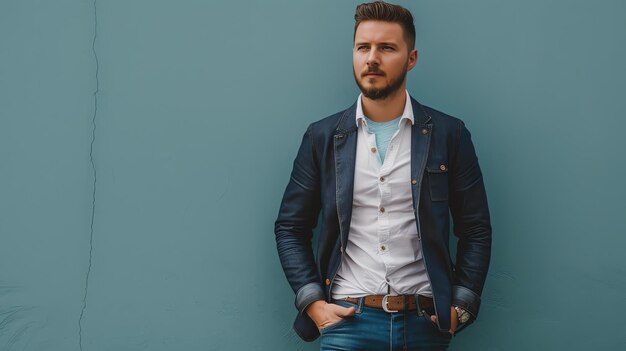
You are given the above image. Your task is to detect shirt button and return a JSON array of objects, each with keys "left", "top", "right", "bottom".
[
  {"left": 379, "top": 176, "right": 385, "bottom": 182},
  {"left": 421, "top": 128, "right": 429, "bottom": 135},
  {"left": 325, "top": 279, "right": 331, "bottom": 286},
  {"left": 380, "top": 245, "right": 387, "bottom": 251},
  {"left": 411, "top": 179, "right": 417, "bottom": 185},
  {"left": 371, "top": 147, "right": 377, "bottom": 153},
  {"left": 440, "top": 164, "right": 447, "bottom": 171},
  {"left": 379, "top": 207, "right": 385, "bottom": 213}
]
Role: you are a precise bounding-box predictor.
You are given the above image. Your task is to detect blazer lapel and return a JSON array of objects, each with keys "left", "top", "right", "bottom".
[
  {"left": 409, "top": 97, "right": 433, "bottom": 225},
  {"left": 334, "top": 103, "right": 358, "bottom": 248}
]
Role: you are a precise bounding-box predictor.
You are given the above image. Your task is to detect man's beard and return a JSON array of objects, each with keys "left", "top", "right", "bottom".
[{"left": 354, "top": 65, "right": 407, "bottom": 100}]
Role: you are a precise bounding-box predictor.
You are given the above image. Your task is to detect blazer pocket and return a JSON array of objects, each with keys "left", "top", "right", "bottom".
[{"left": 426, "top": 164, "right": 449, "bottom": 202}]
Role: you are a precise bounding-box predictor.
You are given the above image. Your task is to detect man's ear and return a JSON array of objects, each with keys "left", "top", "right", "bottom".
[{"left": 407, "top": 49, "right": 418, "bottom": 72}]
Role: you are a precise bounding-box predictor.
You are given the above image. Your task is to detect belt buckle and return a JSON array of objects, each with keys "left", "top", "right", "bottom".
[{"left": 381, "top": 294, "right": 398, "bottom": 313}]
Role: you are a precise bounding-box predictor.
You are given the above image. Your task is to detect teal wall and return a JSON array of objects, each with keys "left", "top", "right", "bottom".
[{"left": 1, "top": 0, "right": 625, "bottom": 350}]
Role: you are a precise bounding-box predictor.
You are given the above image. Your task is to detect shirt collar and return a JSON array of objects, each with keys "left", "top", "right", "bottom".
[{"left": 355, "top": 90, "right": 414, "bottom": 127}]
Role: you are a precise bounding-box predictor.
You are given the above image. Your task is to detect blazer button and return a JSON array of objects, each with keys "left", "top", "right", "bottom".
[
  {"left": 411, "top": 179, "right": 417, "bottom": 185},
  {"left": 421, "top": 128, "right": 429, "bottom": 135},
  {"left": 440, "top": 164, "right": 447, "bottom": 171},
  {"left": 325, "top": 279, "right": 331, "bottom": 286}
]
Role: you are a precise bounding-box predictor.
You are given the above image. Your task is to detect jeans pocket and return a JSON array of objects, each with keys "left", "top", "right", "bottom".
[
  {"left": 319, "top": 316, "right": 352, "bottom": 335},
  {"left": 319, "top": 300, "right": 360, "bottom": 335}
]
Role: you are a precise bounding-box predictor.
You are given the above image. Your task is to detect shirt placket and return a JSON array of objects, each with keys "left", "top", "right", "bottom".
[
  {"left": 375, "top": 122, "right": 405, "bottom": 278},
  {"left": 361, "top": 124, "right": 390, "bottom": 261}
]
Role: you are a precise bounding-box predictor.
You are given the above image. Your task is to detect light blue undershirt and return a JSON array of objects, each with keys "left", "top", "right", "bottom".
[{"left": 364, "top": 116, "right": 402, "bottom": 163}]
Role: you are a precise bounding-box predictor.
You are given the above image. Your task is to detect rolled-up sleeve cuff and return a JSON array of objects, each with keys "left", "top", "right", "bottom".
[
  {"left": 295, "top": 282, "right": 326, "bottom": 314},
  {"left": 452, "top": 285, "right": 481, "bottom": 319}
]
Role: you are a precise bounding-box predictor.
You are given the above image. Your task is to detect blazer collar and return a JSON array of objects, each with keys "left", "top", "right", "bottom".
[
  {"left": 410, "top": 97, "right": 432, "bottom": 126},
  {"left": 334, "top": 94, "right": 431, "bottom": 135},
  {"left": 335, "top": 101, "right": 358, "bottom": 135}
]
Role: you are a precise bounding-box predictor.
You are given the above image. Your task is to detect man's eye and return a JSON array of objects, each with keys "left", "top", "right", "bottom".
[
  {"left": 357, "top": 46, "right": 369, "bottom": 51},
  {"left": 381, "top": 46, "right": 394, "bottom": 51}
]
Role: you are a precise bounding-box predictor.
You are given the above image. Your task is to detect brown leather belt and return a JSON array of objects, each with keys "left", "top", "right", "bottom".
[{"left": 340, "top": 295, "right": 434, "bottom": 312}]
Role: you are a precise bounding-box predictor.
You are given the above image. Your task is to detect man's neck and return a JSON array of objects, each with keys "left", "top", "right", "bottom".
[{"left": 361, "top": 87, "right": 407, "bottom": 122}]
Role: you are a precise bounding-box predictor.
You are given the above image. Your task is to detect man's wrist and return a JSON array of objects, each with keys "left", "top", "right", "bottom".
[
  {"left": 305, "top": 300, "right": 328, "bottom": 325},
  {"left": 305, "top": 300, "right": 325, "bottom": 312},
  {"left": 295, "top": 282, "right": 326, "bottom": 314},
  {"left": 451, "top": 285, "right": 481, "bottom": 318}
]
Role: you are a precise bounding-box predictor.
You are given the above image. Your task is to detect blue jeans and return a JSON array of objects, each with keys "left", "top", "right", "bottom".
[{"left": 319, "top": 299, "right": 452, "bottom": 351}]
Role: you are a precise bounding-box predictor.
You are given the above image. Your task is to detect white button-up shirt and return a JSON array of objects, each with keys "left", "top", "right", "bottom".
[{"left": 331, "top": 91, "right": 432, "bottom": 299}]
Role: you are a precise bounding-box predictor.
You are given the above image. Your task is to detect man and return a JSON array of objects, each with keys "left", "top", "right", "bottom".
[{"left": 275, "top": 2, "right": 491, "bottom": 350}]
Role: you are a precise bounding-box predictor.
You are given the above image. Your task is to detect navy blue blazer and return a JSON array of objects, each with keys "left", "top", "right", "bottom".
[{"left": 275, "top": 96, "right": 492, "bottom": 341}]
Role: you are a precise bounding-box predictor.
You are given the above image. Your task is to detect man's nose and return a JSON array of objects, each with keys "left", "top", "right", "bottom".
[{"left": 366, "top": 49, "right": 380, "bottom": 66}]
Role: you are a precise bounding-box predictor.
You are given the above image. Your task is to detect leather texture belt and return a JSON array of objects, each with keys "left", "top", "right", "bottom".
[{"left": 341, "top": 295, "right": 434, "bottom": 313}]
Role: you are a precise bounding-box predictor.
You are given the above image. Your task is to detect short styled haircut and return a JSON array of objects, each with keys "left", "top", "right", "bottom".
[{"left": 354, "top": 1, "right": 416, "bottom": 50}]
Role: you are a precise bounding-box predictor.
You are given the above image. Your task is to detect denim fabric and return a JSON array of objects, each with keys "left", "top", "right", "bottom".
[{"left": 319, "top": 300, "right": 452, "bottom": 351}]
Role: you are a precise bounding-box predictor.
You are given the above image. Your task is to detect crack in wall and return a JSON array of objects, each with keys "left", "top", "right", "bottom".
[{"left": 78, "top": 0, "right": 98, "bottom": 350}]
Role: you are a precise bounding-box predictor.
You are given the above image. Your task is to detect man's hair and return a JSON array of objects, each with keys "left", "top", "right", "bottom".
[{"left": 354, "top": 1, "right": 416, "bottom": 50}]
